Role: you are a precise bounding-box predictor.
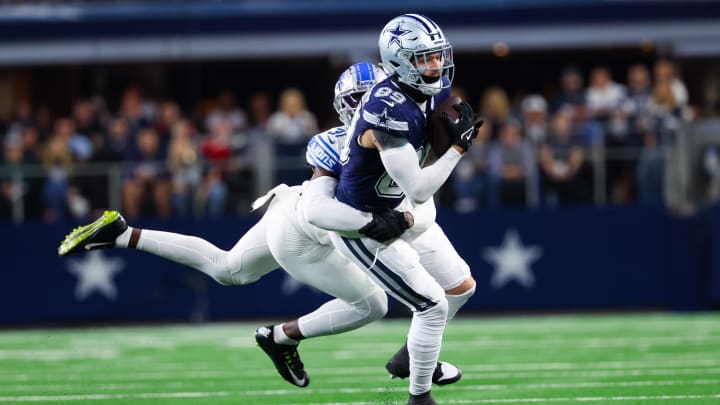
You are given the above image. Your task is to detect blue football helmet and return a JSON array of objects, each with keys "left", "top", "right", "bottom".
[
  {"left": 333, "top": 62, "right": 387, "bottom": 127},
  {"left": 378, "top": 14, "right": 454, "bottom": 96}
]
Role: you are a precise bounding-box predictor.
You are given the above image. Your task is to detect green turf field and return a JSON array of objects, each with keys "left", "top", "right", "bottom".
[{"left": 0, "top": 313, "right": 719, "bottom": 404}]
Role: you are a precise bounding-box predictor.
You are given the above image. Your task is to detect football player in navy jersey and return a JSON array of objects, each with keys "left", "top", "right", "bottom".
[
  {"left": 309, "top": 14, "right": 482, "bottom": 405},
  {"left": 57, "top": 62, "right": 460, "bottom": 390}
]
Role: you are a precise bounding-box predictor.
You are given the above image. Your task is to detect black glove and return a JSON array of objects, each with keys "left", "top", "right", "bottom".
[
  {"left": 441, "top": 102, "right": 484, "bottom": 152},
  {"left": 359, "top": 209, "right": 410, "bottom": 243}
]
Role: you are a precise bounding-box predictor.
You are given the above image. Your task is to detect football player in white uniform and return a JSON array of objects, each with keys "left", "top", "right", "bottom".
[
  {"left": 57, "top": 62, "right": 460, "bottom": 390},
  {"left": 304, "top": 15, "right": 482, "bottom": 405}
]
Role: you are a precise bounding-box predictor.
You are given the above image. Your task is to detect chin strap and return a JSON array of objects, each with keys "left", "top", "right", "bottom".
[{"left": 393, "top": 76, "right": 431, "bottom": 103}]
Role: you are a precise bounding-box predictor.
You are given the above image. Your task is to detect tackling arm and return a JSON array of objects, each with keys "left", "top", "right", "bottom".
[
  {"left": 406, "top": 197, "right": 436, "bottom": 233},
  {"left": 301, "top": 174, "right": 372, "bottom": 233}
]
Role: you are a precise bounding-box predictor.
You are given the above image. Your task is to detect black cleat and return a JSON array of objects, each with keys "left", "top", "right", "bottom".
[
  {"left": 386, "top": 342, "right": 462, "bottom": 386},
  {"left": 255, "top": 325, "right": 309, "bottom": 387},
  {"left": 407, "top": 391, "right": 437, "bottom": 405},
  {"left": 58, "top": 210, "right": 128, "bottom": 256},
  {"left": 433, "top": 361, "right": 462, "bottom": 386}
]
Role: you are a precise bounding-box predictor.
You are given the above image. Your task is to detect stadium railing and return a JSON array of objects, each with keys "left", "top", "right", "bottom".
[{"left": 0, "top": 122, "right": 711, "bottom": 222}]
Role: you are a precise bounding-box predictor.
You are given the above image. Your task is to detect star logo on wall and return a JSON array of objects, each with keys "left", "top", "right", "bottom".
[
  {"left": 385, "top": 23, "right": 411, "bottom": 48},
  {"left": 66, "top": 250, "right": 124, "bottom": 301},
  {"left": 483, "top": 229, "right": 542, "bottom": 289}
]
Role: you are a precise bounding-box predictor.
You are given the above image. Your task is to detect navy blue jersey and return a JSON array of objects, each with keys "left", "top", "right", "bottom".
[{"left": 336, "top": 76, "right": 451, "bottom": 211}]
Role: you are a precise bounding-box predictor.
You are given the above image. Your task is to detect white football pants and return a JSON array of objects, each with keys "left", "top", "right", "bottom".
[
  {"left": 132, "top": 185, "right": 387, "bottom": 338},
  {"left": 328, "top": 231, "right": 449, "bottom": 396}
]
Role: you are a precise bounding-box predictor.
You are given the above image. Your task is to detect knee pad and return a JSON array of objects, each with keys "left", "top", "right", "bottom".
[
  {"left": 361, "top": 288, "right": 388, "bottom": 321},
  {"left": 417, "top": 296, "right": 448, "bottom": 326}
]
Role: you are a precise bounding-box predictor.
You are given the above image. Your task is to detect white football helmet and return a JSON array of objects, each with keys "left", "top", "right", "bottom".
[
  {"left": 333, "top": 62, "right": 387, "bottom": 127},
  {"left": 378, "top": 14, "right": 454, "bottom": 96}
]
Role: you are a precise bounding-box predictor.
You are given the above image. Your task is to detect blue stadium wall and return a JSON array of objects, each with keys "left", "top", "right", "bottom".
[{"left": 1, "top": 205, "right": 717, "bottom": 326}]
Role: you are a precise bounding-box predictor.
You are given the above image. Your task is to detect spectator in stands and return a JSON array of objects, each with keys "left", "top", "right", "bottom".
[
  {"left": 520, "top": 94, "right": 549, "bottom": 147},
  {"left": 586, "top": 66, "right": 631, "bottom": 202},
  {"left": 20, "top": 126, "right": 42, "bottom": 163},
  {"left": 83, "top": 117, "right": 132, "bottom": 214},
  {"left": 122, "top": 128, "right": 171, "bottom": 219},
  {"left": 205, "top": 90, "right": 248, "bottom": 134},
  {"left": 635, "top": 81, "right": 678, "bottom": 205},
  {"left": 539, "top": 111, "right": 590, "bottom": 205},
  {"left": 42, "top": 129, "right": 74, "bottom": 221},
  {"left": 479, "top": 86, "right": 511, "bottom": 140},
  {"left": 266, "top": 88, "right": 318, "bottom": 185},
  {"left": 622, "top": 64, "right": 653, "bottom": 142},
  {"left": 35, "top": 106, "right": 55, "bottom": 140},
  {"left": 19, "top": 126, "right": 44, "bottom": 218},
  {"left": 119, "top": 86, "right": 152, "bottom": 138},
  {"left": 248, "top": 91, "right": 273, "bottom": 132},
  {"left": 154, "top": 101, "right": 182, "bottom": 150},
  {"left": 54, "top": 118, "right": 93, "bottom": 162},
  {"left": 647, "top": 80, "right": 689, "bottom": 136},
  {"left": 0, "top": 134, "right": 38, "bottom": 220},
  {"left": 654, "top": 59, "right": 688, "bottom": 107},
  {"left": 72, "top": 99, "right": 103, "bottom": 140},
  {"left": 167, "top": 119, "right": 200, "bottom": 217},
  {"left": 4, "top": 100, "right": 33, "bottom": 145},
  {"left": 551, "top": 65, "right": 586, "bottom": 114},
  {"left": 586, "top": 66, "right": 626, "bottom": 122},
  {"left": 200, "top": 119, "right": 234, "bottom": 217},
  {"left": 452, "top": 122, "right": 497, "bottom": 212},
  {"left": 488, "top": 120, "right": 538, "bottom": 207},
  {"left": 95, "top": 117, "right": 130, "bottom": 163},
  {"left": 266, "top": 87, "right": 318, "bottom": 144}
]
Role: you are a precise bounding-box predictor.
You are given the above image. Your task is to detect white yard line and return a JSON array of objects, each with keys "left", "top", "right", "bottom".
[
  {"left": 286, "top": 394, "right": 720, "bottom": 405},
  {"left": 4, "top": 356, "right": 720, "bottom": 376},
  {"left": 2, "top": 380, "right": 719, "bottom": 398},
  {"left": 0, "top": 392, "right": 230, "bottom": 402},
  {"left": 4, "top": 363, "right": 720, "bottom": 382}
]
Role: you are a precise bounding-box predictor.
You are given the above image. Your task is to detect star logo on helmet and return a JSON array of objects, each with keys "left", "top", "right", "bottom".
[{"left": 386, "top": 23, "right": 411, "bottom": 48}]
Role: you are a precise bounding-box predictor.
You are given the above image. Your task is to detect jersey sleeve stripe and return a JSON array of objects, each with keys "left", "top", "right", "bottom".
[{"left": 362, "top": 110, "right": 409, "bottom": 132}]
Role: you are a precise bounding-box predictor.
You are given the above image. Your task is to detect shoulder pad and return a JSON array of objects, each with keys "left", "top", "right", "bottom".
[{"left": 305, "top": 127, "right": 345, "bottom": 174}]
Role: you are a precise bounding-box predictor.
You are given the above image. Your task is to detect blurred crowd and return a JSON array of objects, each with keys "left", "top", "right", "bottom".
[
  {"left": 0, "top": 59, "right": 694, "bottom": 222},
  {"left": 0, "top": 85, "right": 319, "bottom": 222},
  {"left": 449, "top": 59, "right": 693, "bottom": 212}
]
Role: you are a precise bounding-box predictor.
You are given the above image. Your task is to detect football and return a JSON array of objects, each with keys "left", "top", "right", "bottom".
[{"left": 425, "top": 95, "right": 463, "bottom": 156}]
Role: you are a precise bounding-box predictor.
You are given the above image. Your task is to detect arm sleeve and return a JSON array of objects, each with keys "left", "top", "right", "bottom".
[
  {"left": 408, "top": 197, "right": 437, "bottom": 233},
  {"left": 379, "top": 143, "right": 463, "bottom": 204},
  {"left": 300, "top": 175, "right": 373, "bottom": 232}
]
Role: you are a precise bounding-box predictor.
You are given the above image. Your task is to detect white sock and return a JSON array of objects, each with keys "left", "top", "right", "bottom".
[
  {"left": 408, "top": 298, "right": 448, "bottom": 395},
  {"left": 273, "top": 324, "right": 299, "bottom": 345},
  {"left": 126, "top": 229, "right": 234, "bottom": 285},
  {"left": 446, "top": 284, "right": 475, "bottom": 321},
  {"left": 114, "top": 227, "right": 133, "bottom": 248}
]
